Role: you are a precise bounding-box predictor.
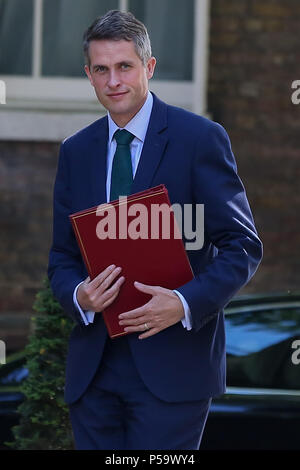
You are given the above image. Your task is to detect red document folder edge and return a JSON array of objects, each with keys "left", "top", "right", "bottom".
[{"left": 70, "top": 184, "right": 194, "bottom": 338}]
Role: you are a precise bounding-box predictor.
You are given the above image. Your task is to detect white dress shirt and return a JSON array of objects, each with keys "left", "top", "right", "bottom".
[{"left": 73, "top": 91, "right": 192, "bottom": 330}]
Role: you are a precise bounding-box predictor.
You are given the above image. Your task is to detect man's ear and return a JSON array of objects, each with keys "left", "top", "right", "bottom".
[
  {"left": 84, "top": 64, "right": 94, "bottom": 87},
  {"left": 146, "top": 57, "right": 156, "bottom": 80}
]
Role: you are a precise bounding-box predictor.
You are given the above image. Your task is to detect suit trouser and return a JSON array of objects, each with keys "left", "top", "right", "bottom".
[{"left": 69, "top": 335, "right": 211, "bottom": 450}]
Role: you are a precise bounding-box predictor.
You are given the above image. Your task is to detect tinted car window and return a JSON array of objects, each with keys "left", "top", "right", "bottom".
[{"left": 225, "top": 306, "right": 300, "bottom": 390}]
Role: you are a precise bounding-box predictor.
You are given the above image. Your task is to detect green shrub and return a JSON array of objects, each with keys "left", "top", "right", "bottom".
[{"left": 10, "top": 279, "right": 74, "bottom": 450}]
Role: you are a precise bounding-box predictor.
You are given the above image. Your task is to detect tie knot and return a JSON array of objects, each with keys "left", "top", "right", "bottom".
[{"left": 114, "top": 129, "right": 135, "bottom": 145}]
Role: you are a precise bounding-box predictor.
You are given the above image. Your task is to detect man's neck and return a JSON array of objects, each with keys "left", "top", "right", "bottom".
[{"left": 109, "top": 93, "right": 149, "bottom": 128}]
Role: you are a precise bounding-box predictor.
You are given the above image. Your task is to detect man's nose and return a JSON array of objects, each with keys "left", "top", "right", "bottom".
[{"left": 107, "top": 70, "right": 121, "bottom": 88}]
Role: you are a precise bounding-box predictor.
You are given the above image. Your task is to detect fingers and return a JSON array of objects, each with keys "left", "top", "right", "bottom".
[
  {"left": 118, "top": 302, "right": 149, "bottom": 320},
  {"left": 89, "top": 273, "right": 124, "bottom": 311},
  {"left": 134, "top": 281, "right": 159, "bottom": 295},
  {"left": 98, "top": 266, "right": 123, "bottom": 294},
  {"left": 101, "top": 275, "right": 125, "bottom": 308},
  {"left": 118, "top": 288, "right": 184, "bottom": 339},
  {"left": 87, "top": 265, "right": 122, "bottom": 298},
  {"left": 90, "top": 264, "right": 118, "bottom": 289},
  {"left": 102, "top": 281, "right": 123, "bottom": 309},
  {"left": 77, "top": 265, "right": 124, "bottom": 312},
  {"left": 120, "top": 319, "right": 160, "bottom": 340}
]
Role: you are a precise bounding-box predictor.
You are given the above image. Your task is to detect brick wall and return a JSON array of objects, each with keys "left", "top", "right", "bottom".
[
  {"left": 0, "top": 141, "right": 59, "bottom": 351},
  {"left": 208, "top": 0, "right": 300, "bottom": 293}
]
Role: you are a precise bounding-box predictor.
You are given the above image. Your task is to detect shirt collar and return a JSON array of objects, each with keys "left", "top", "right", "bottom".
[{"left": 107, "top": 91, "right": 153, "bottom": 144}]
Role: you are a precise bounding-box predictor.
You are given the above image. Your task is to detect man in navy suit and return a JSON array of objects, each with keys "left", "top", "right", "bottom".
[{"left": 48, "top": 10, "right": 263, "bottom": 450}]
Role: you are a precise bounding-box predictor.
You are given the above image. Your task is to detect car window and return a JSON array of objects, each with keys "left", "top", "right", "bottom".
[
  {"left": 0, "top": 357, "right": 28, "bottom": 386},
  {"left": 225, "top": 306, "right": 300, "bottom": 390}
]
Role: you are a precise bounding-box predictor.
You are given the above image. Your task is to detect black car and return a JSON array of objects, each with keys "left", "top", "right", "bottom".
[
  {"left": 0, "top": 352, "right": 28, "bottom": 448},
  {"left": 201, "top": 293, "right": 300, "bottom": 450},
  {"left": 1, "top": 293, "right": 300, "bottom": 450}
]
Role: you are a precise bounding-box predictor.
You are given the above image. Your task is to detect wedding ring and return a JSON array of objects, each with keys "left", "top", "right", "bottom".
[{"left": 144, "top": 323, "right": 149, "bottom": 330}]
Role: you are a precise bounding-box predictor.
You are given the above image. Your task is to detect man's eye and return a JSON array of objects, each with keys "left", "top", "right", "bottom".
[
  {"left": 95, "top": 66, "right": 106, "bottom": 73},
  {"left": 121, "top": 64, "right": 130, "bottom": 70}
]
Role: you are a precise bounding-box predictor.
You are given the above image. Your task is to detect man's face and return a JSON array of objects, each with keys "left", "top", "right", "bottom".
[{"left": 85, "top": 39, "right": 156, "bottom": 127}]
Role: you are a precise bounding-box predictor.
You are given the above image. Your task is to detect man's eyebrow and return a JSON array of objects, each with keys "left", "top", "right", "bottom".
[
  {"left": 91, "top": 60, "right": 134, "bottom": 71},
  {"left": 92, "top": 64, "right": 107, "bottom": 71},
  {"left": 119, "top": 60, "right": 134, "bottom": 64}
]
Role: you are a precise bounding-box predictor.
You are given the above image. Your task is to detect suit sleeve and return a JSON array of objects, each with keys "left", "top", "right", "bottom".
[
  {"left": 176, "top": 121, "right": 263, "bottom": 331},
  {"left": 48, "top": 142, "right": 86, "bottom": 326}
]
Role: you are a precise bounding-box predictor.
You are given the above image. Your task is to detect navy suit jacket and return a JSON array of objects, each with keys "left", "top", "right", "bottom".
[{"left": 48, "top": 93, "right": 263, "bottom": 405}]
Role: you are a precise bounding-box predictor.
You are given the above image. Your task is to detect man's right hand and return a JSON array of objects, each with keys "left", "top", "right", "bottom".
[{"left": 77, "top": 265, "right": 125, "bottom": 312}]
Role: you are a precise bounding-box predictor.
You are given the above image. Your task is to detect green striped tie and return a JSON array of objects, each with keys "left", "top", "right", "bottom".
[{"left": 110, "top": 129, "right": 135, "bottom": 201}]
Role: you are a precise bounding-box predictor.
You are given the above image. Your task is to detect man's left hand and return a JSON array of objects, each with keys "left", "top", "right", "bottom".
[{"left": 118, "top": 281, "right": 184, "bottom": 339}]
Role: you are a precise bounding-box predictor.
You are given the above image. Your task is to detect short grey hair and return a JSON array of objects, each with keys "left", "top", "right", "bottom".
[{"left": 83, "top": 10, "right": 152, "bottom": 67}]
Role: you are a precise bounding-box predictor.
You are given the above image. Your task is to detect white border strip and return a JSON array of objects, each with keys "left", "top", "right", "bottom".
[
  {"left": 119, "top": 0, "right": 128, "bottom": 12},
  {"left": 193, "top": 0, "right": 210, "bottom": 115},
  {"left": 32, "top": 0, "right": 43, "bottom": 77}
]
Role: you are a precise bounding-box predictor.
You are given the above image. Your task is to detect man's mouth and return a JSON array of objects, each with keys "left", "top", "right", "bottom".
[{"left": 107, "top": 91, "right": 128, "bottom": 98}]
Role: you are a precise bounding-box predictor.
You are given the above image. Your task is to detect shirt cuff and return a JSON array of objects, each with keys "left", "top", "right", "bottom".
[
  {"left": 73, "top": 282, "right": 95, "bottom": 325},
  {"left": 173, "top": 289, "right": 193, "bottom": 330}
]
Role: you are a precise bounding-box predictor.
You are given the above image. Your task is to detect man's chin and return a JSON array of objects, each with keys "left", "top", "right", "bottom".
[{"left": 102, "top": 96, "right": 131, "bottom": 113}]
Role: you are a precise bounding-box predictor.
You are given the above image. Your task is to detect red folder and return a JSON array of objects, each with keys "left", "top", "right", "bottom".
[{"left": 69, "top": 184, "right": 193, "bottom": 338}]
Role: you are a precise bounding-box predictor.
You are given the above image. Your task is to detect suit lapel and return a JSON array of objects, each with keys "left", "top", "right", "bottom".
[
  {"left": 131, "top": 94, "right": 169, "bottom": 194},
  {"left": 88, "top": 116, "right": 108, "bottom": 206},
  {"left": 86, "top": 95, "right": 169, "bottom": 205}
]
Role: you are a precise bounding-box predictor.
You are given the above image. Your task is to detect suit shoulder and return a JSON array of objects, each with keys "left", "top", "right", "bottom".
[
  {"left": 61, "top": 115, "right": 107, "bottom": 148},
  {"left": 166, "top": 103, "right": 227, "bottom": 137}
]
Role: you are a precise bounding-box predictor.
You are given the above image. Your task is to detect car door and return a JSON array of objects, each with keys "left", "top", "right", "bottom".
[{"left": 201, "top": 301, "right": 300, "bottom": 450}]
